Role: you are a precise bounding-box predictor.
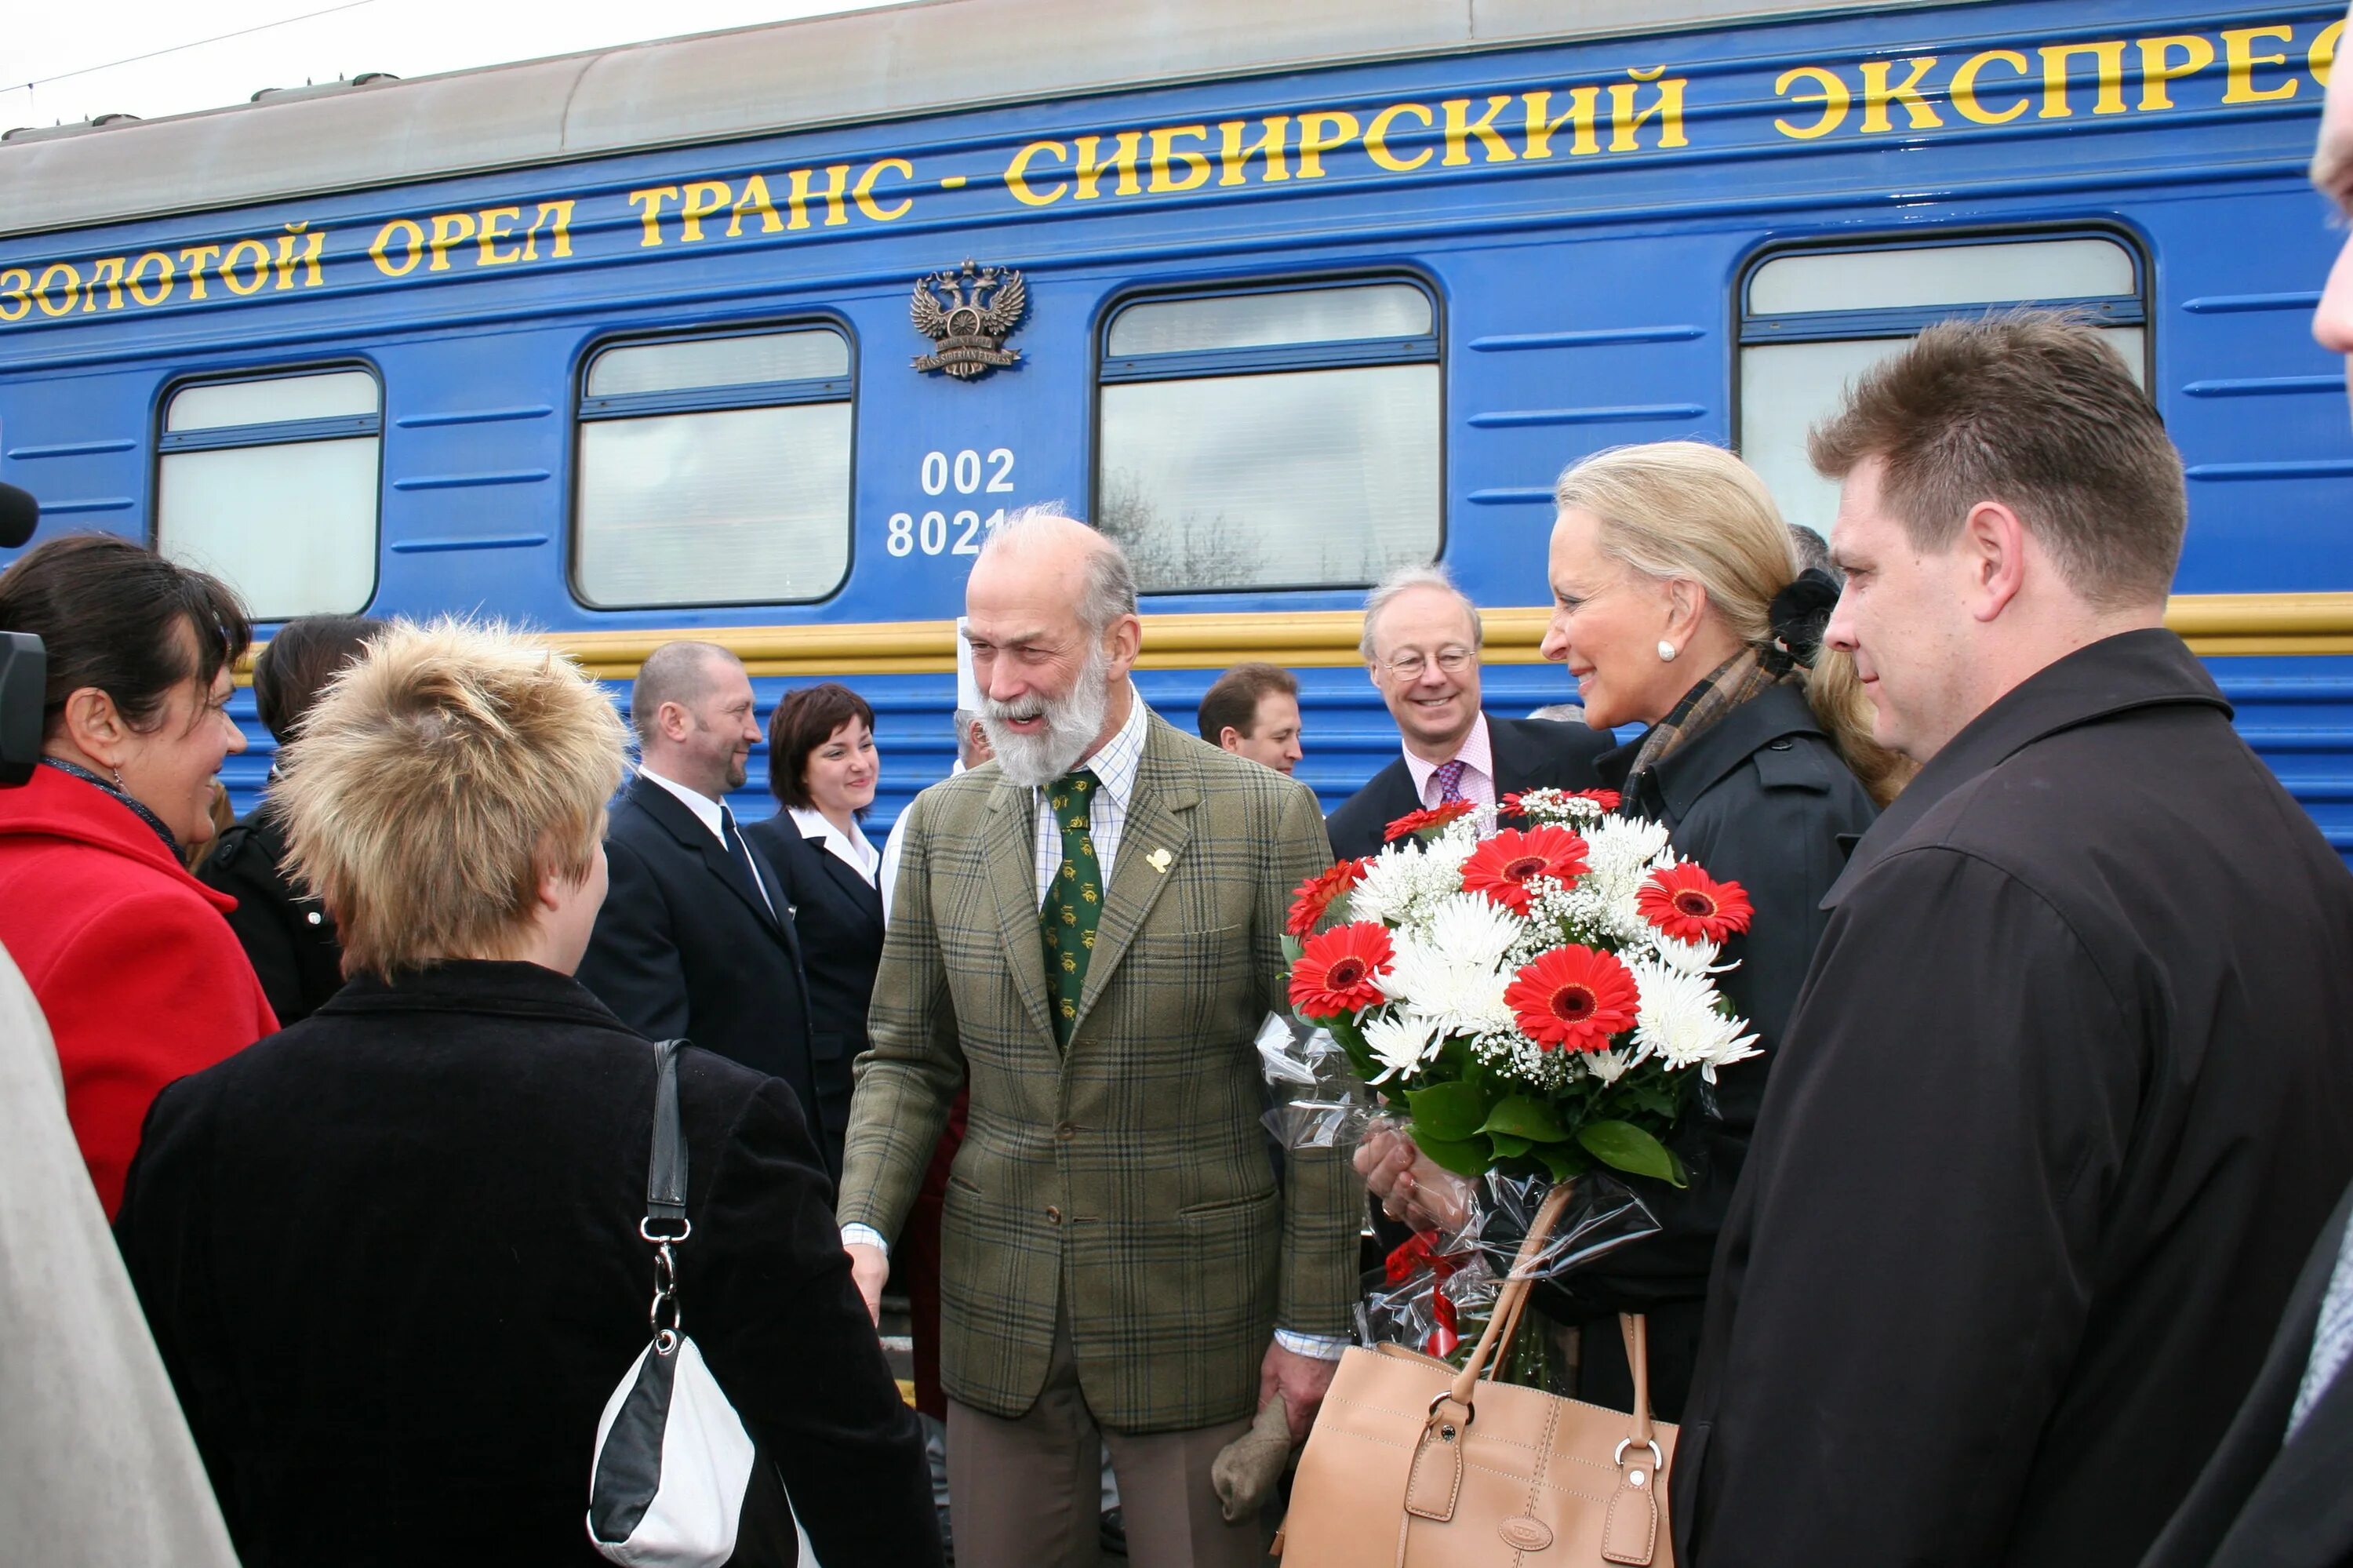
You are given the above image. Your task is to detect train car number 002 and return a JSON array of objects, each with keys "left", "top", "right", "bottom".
[{"left": 889, "top": 447, "right": 1016, "bottom": 558}]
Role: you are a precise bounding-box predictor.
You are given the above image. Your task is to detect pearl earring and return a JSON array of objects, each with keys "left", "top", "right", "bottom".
[{"left": 1657, "top": 640, "right": 1677, "bottom": 664}]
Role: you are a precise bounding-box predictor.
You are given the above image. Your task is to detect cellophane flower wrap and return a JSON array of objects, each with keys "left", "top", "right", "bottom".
[{"left": 1271, "top": 788, "right": 1763, "bottom": 1382}]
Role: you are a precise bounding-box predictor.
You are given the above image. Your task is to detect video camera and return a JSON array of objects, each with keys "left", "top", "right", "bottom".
[{"left": 2, "top": 480, "right": 45, "bottom": 788}]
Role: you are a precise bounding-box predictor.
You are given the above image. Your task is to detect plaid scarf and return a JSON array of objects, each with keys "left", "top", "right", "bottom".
[{"left": 1627, "top": 646, "right": 1789, "bottom": 781}]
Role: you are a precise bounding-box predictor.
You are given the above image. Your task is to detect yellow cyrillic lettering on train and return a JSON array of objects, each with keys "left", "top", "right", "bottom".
[
  {"left": 1609, "top": 67, "right": 1688, "bottom": 151},
  {"left": 128, "top": 252, "right": 173, "bottom": 307},
  {"left": 424, "top": 213, "right": 475, "bottom": 273},
  {"left": 475, "top": 208, "right": 522, "bottom": 266},
  {"left": 2221, "top": 25, "right": 2300, "bottom": 103},
  {"left": 221, "top": 238, "right": 271, "bottom": 294},
  {"left": 679, "top": 181, "right": 732, "bottom": 243},
  {"left": 2136, "top": 35, "right": 2216, "bottom": 111},
  {"left": 1217, "top": 117, "right": 1290, "bottom": 185},
  {"left": 787, "top": 165, "right": 853, "bottom": 227},
  {"left": 180, "top": 243, "right": 223, "bottom": 297},
  {"left": 526, "top": 200, "right": 575, "bottom": 260},
  {"left": 728, "top": 175, "right": 784, "bottom": 235},
  {"left": 1005, "top": 140, "right": 1069, "bottom": 205},
  {"left": 1366, "top": 103, "right": 1433, "bottom": 172},
  {"left": 1951, "top": 49, "right": 2031, "bottom": 124},
  {"left": 276, "top": 223, "right": 326, "bottom": 287},
  {"left": 855, "top": 158, "right": 915, "bottom": 220},
  {"left": 1147, "top": 126, "right": 1213, "bottom": 193},
  {"left": 84, "top": 256, "right": 126, "bottom": 311},
  {"left": 627, "top": 187, "right": 678, "bottom": 247},
  {"left": 1860, "top": 56, "right": 1942, "bottom": 131},
  {"left": 1773, "top": 65, "right": 1852, "bottom": 138},
  {"left": 1522, "top": 86, "right": 1600, "bottom": 158},
  {"left": 2038, "top": 40, "right": 2128, "bottom": 118},
  {"left": 1074, "top": 133, "right": 1143, "bottom": 200},
  {"left": 1295, "top": 111, "right": 1359, "bottom": 179},
  {"left": 2316, "top": 20, "right": 2344, "bottom": 87},
  {"left": 34, "top": 263, "right": 80, "bottom": 315},
  {"left": 1442, "top": 95, "right": 1516, "bottom": 165},
  {"left": 0, "top": 268, "right": 29, "bottom": 322}
]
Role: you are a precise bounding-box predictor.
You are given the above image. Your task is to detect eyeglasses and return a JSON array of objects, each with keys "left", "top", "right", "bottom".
[{"left": 1381, "top": 646, "right": 1475, "bottom": 679}]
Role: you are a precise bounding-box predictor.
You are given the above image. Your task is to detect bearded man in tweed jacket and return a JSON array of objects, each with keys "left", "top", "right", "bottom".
[{"left": 838, "top": 508, "right": 1358, "bottom": 1568}]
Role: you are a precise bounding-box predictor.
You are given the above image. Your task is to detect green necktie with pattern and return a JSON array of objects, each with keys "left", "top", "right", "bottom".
[{"left": 1041, "top": 768, "right": 1103, "bottom": 1048}]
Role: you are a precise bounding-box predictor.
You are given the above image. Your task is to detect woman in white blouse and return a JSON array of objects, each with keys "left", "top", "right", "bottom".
[{"left": 747, "top": 682, "right": 883, "bottom": 1177}]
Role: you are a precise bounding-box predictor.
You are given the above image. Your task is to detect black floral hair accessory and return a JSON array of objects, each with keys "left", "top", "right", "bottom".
[{"left": 1764, "top": 567, "right": 1842, "bottom": 675}]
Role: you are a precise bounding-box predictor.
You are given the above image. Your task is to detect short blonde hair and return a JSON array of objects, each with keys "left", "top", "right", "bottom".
[
  {"left": 276, "top": 617, "right": 628, "bottom": 979},
  {"left": 1554, "top": 441, "right": 1905, "bottom": 803}
]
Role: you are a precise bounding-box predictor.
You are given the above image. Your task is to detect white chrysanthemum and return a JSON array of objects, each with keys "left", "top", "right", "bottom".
[
  {"left": 1580, "top": 1046, "right": 1632, "bottom": 1085},
  {"left": 1650, "top": 934, "right": 1726, "bottom": 976},
  {"left": 1584, "top": 815, "right": 1675, "bottom": 903},
  {"left": 1362, "top": 1011, "right": 1442, "bottom": 1083},
  {"left": 1380, "top": 934, "right": 1515, "bottom": 1042},
  {"left": 1350, "top": 833, "right": 1475, "bottom": 933},
  {"left": 1627, "top": 958, "right": 1761, "bottom": 1080},
  {"left": 1417, "top": 893, "right": 1523, "bottom": 973}
]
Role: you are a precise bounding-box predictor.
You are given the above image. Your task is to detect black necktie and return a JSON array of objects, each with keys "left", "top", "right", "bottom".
[{"left": 721, "top": 809, "right": 776, "bottom": 919}]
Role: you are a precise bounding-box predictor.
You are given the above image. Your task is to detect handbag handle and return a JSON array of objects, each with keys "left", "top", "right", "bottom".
[
  {"left": 1441, "top": 1184, "right": 1655, "bottom": 1444},
  {"left": 644, "top": 1041, "right": 691, "bottom": 1348}
]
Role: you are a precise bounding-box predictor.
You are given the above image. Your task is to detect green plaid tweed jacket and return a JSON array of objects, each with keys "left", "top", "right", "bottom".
[{"left": 838, "top": 712, "right": 1359, "bottom": 1432}]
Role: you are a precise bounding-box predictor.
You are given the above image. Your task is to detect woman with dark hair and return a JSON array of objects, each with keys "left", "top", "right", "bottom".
[
  {"left": 197, "top": 613, "right": 384, "bottom": 1023},
  {"left": 0, "top": 533, "right": 273, "bottom": 1216},
  {"left": 746, "top": 682, "right": 881, "bottom": 1179}
]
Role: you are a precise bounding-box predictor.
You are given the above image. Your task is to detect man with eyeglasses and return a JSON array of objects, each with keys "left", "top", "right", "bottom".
[{"left": 1326, "top": 565, "right": 1611, "bottom": 861}]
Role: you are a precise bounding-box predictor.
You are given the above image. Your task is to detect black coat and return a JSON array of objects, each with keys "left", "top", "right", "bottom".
[
  {"left": 113, "top": 959, "right": 940, "bottom": 1568},
  {"left": 1539, "top": 681, "right": 1876, "bottom": 1421},
  {"left": 2140, "top": 1179, "right": 2353, "bottom": 1568},
  {"left": 1673, "top": 630, "right": 2353, "bottom": 1568},
  {"left": 195, "top": 800, "right": 343, "bottom": 1024},
  {"left": 1325, "top": 713, "right": 1613, "bottom": 861},
  {"left": 576, "top": 775, "right": 831, "bottom": 1178},
  {"left": 744, "top": 814, "right": 884, "bottom": 1182}
]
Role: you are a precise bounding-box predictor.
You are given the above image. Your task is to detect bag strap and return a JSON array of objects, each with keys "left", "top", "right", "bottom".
[
  {"left": 644, "top": 1040, "right": 689, "bottom": 1240},
  {"left": 1440, "top": 1185, "right": 1656, "bottom": 1436}
]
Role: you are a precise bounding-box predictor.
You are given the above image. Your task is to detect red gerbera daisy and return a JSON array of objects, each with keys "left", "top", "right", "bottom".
[
  {"left": 1383, "top": 799, "right": 1478, "bottom": 843},
  {"left": 1289, "top": 921, "right": 1395, "bottom": 1020},
  {"left": 1505, "top": 944, "right": 1640, "bottom": 1053},
  {"left": 1286, "top": 859, "right": 1368, "bottom": 938},
  {"left": 1637, "top": 863, "right": 1755, "bottom": 944},
  {"left": 1571, "top": 788, "right": 1622, "bottom": 812},
  {"left": 1459, "top": 825, "right": 1591, "bottom": 915}
]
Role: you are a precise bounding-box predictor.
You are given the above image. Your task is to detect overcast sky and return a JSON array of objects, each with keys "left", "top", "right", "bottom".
[{"left": 4, "top": 0, "right": 889, "bottom": 130}]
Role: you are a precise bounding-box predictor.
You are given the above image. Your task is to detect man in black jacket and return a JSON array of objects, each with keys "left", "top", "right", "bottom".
[
  {"left": 1325, "top": 566, "right": 1609, "bottom": 860},
  {"left": 576, "top": 641, "right": 830, "bottom": 1177},
  {"left": 2133, "top": 55, "right": 2353, "bottom": 1568},
  {"left": 1672, "top": 315, "right": 2353, "bottom": 1568}
]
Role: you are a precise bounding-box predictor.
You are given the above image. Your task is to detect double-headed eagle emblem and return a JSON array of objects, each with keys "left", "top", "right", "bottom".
[{"left": 910, "top": 260, "right": 1027, "bottom": 380}]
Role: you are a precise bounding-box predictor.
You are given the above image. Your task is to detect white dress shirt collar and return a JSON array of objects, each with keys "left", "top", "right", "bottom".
[
  {"left": 638, "top": 766, "right": 728, "bottom": 845},
  {"left": 788, "top": 806, "right": 880, "bottom": 884},
  {"left": 1401, "top": 712, "right": 1495, "bottom": 805}
]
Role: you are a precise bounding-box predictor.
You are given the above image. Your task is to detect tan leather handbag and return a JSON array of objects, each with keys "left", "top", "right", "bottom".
[{"left": 1276, "top": 1185, "right": 1677, "bottom": 1566}]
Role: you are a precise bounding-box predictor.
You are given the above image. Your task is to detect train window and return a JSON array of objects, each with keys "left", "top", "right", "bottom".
[
  {"left": 157, "top": 368, "right": 382, "bottom": 620},
  {"left": 574, "top": 326, "right": 853, "bottom": 608},
  {"left": 1097, "top": 280, "right": 1440, "bottom": 593},
  {"left": 1738, "top": 235, "right": 2146, "bottom": 540}
]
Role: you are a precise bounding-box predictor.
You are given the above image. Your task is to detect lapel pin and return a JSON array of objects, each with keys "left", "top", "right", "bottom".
[{"left": 1145, "top": 847, "right": 1173, "bottom": 875}]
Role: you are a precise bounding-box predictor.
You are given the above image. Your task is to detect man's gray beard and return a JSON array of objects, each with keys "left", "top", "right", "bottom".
[{"left": 981, "top": 640, "right": 1111, "bottom": 788}]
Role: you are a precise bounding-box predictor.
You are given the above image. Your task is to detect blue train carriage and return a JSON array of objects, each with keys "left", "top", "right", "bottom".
[{"left": 1, "top": 0, "right": 2347, "bottom": 853}]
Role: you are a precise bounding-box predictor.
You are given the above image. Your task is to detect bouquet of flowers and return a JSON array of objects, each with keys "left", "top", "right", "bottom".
[{"left": 1271, "top": 788, "right": 1763, "bottom": 1382}]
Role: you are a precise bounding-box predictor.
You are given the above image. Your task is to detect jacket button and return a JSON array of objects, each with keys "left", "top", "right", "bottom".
[
  {"left": 1768, "top": 738, "right": 1794, "bottom": 751},
  {"left": 1045, "top": 1206, "right": 1063, "bottom": 1224},
  {"left": 1055, "top": 1122, "right": 1076, "bottom": 1141}
]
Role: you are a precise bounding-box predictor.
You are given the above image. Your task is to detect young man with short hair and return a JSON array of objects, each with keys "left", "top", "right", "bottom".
[{"left": 1196, "top": 662, "right": 1303, "bottom": 775}]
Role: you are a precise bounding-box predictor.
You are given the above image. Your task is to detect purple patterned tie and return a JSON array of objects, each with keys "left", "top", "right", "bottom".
[{"left": 1431, "top": 758, "right": 1467, "bottom": 805}]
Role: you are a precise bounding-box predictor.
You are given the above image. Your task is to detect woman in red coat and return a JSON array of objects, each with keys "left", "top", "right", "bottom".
[{"left": 0, "top": 533, "right": 274, "bottom": 1216}]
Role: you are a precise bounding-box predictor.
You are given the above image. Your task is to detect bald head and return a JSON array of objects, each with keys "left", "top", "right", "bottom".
[{"left": 631, "top": 641, "right": 738, "bottom": 744}]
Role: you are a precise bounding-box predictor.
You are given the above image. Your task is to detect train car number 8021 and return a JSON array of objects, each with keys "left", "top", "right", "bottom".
[{"left": 887, "top": 446, "right": 1017, "bottom": 558}]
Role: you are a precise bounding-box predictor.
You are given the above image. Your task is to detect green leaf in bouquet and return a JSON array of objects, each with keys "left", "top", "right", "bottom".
[
  {"left": 1478, "top": 1094, "right": 1571, "bottom": 1144},
  {"left": 1406, "top": 1080, "right": 1492, "bottom": 1142},
  {"left": 1409, "top": 1128, "right": 1494, "bottom": 1178},
  {"left": 1576, "top": 1119, "right": 1686, "bottom": 1187},
  {"left": 1282, "top": 933, "right": 1304, "bottom": 966},
  {"left": 1487, "top": 1132, "right": 1532, "bottom": 1159},
  {"left": 1538, "top": 1146, "right": 1587, "bottom": 1182},
  {"left": 1323, "top": 1014, "right": 1380, "bottom": 1081}
]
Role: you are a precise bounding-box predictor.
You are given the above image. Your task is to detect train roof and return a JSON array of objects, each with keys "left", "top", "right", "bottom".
[{"left": 2, "top": 0, "right": 1951, "bottom": 240}]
